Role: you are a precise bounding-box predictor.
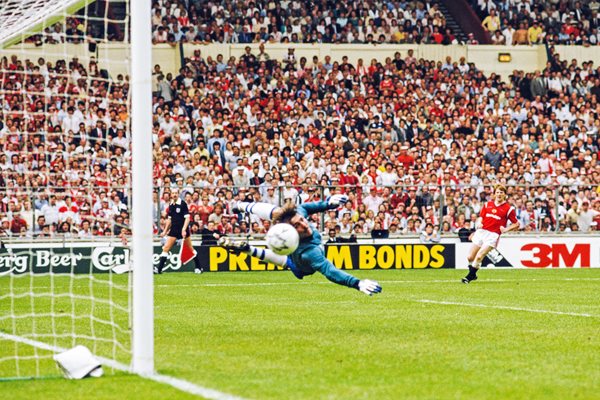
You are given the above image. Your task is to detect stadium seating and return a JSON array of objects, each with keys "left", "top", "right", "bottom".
[
  {"left": 473, "top": 0, "right": 600, "bottom": 46},
  {"left": 1, "top": 8, "right": 599, "bottom": 239},
  {"left": 150, "top": 0, "right": 462, "bottom": 44}
]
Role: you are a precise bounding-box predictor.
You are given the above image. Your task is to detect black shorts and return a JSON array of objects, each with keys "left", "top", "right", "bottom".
[{"left": 168, "top": 226, "right": 190, "bottom": 240}]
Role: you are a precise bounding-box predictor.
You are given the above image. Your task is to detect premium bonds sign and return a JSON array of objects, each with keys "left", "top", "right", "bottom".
[
  {"left": 208, "top": 247, "right": 286, "bottom": 272},
  {"left": 326, "top": 244, "right": 455, "bottom": 270},
  {"left": 206, "top": 244, "right": 455, "bottom": 272}
]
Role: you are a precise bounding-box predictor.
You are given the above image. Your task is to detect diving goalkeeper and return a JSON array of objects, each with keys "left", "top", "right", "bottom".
[{"left": 219, "top": 195, "right": 382, "bottom": 296}]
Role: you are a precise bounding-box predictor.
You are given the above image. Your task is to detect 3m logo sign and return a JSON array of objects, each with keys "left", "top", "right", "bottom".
[{"left": 521, "top": 243, "right": 591, "bottom": 268}]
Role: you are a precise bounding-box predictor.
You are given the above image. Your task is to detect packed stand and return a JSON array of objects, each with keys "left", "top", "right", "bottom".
[
  {"left": 475, "top": 0, "right": 600, "bottom": 45},
  {"left": 1, "top": 45, "right": 600, "bottom": 240},
  {"left": 0, "top": 53, "right": 132, "bottom": 239},
  {"left": 151, "top": 0, "right": 461, "bottom": 45},
  {"left": 150, "top": 46, "right": 600, "bottom": 237}
]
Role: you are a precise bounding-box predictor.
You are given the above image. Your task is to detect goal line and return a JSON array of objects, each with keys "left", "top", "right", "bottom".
[{"left": 0, "top": 331, "right": 247, "bottom": 400}]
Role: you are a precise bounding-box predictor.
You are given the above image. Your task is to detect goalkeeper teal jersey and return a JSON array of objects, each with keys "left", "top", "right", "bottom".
[{"left": 286, "top": 201, "right": 360, "bottom": 289}]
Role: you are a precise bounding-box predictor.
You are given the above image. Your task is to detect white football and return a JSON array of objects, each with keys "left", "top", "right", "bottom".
[{"left": 265, "top": 223, "right": 300, "bottom": 256}]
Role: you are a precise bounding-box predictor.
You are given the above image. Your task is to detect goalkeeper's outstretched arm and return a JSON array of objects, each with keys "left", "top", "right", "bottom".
[
  {"left": 305, "top": 247, "right": 382, "bottom": 296},
  {"left": 297, "top": 195, "right": 351, "bottom": 216},
  {"left": 302, "top": 246, "right": 360, "bottom": 288}
]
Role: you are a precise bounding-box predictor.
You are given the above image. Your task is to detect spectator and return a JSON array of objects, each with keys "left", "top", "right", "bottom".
[
  {"left": 457, "top": 220, "right": 475, "bottom": 242},
  {"left": 326, "top": 228, "right": 339, "bottom": 244},
  {"left": 513, "top": 22, "right": 530, "bottom": 45},
  {"left": 370, "top": 222, "right": 389, "bottom": 239},
  {"left": 10, "top": 213, "right": 27, "bottom": 235},
  {"left": 528, "top": 21, "right": 544, "bottom": 44},
  {"left": 490, "top": 30, "right": 506, "bottom": 45},
  {"left": 420, "top": 223, "right": 441, "bottom": 243},
  {"left": 482, "top": 9, "right": 501, "bottom": 33},
  {"left": 577, "top": 201, "right": 599, "bottom": 232}
]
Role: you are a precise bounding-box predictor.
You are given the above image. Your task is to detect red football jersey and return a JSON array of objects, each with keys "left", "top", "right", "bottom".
[{"left": 480, "top": 200, "right": 518, "bottom": 235}]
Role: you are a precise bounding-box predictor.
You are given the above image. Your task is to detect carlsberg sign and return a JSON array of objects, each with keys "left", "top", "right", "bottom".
[{"left": 0, "top": 244, "right": 188, "bottom": 275}]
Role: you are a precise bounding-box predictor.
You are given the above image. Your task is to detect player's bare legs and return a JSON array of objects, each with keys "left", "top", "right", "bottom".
[
  {"left": 162, "top": 236, "right": 177, "bottom": 253},
  {"left": 155, "top": 235, "right": 177, "bottom": 274},
  {"left": 474, "top": 245, "right": 494, "bottom": 268},
  {"left": 463, "top": 244, "right": 494, "bottom": 283},
  {"left": 466, "top": 244, "right": 480, "bottom": 266}
]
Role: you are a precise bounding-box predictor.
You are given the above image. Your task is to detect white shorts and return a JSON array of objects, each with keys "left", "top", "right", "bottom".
[{"left": 471, "top": 229, "right": 500, "bottom": 248}]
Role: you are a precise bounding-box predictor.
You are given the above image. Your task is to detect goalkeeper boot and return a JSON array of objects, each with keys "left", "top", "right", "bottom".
[
  {"left": 461, "top": 266, "right": 478, "bottom": 284},
  {"left": 218, "top": 237, "right": 250, "bottom": 254}
]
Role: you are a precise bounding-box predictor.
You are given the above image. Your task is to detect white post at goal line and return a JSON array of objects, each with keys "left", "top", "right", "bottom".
[{"left": 131, "top": 0, "right": 154, "bottom": 374}]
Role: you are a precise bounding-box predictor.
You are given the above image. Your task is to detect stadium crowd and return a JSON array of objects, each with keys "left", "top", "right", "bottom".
[
  {"left": 23, "top": 1, "right": 600, "bottom": 48},
  {"left": 475, "top": 0, "right": 600, "bottom": 45},
  {"left": 150, "top": 0, "right": 462, "bottom": 45},
  {"left": 0, "top": 43, "right": 599, "bottom": 240}
]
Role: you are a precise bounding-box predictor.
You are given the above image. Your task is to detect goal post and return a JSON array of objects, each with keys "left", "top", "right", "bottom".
[
  {"left": 0, "top": 0, "right": 154, "bottom": 378},
  {"left": 130, "top": 0, "right": 154, "bottom": 375}
]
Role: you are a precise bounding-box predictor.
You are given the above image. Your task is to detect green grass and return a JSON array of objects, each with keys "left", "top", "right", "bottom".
[{"left": 2, "top": 269, "right": 600, "bottom": 399}]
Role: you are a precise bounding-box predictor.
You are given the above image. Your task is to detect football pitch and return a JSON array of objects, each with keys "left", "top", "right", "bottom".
[{"left": 2, "top": 268, "right": 600, "bottom": 400}]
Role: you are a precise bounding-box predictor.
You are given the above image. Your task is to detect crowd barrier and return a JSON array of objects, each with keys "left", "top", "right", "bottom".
[{"left": 1, "top": 235, "right": 597, "bottom": 275}]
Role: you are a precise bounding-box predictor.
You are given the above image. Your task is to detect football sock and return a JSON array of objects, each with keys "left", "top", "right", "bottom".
[
  {"left": 468, "top": 266, "right": 478, "bottom": 278},
  {"left": 237, "top": 202, "right": 277, "bottom": 220},
  {"left": 158, "top": 252, "right": 168, "bottom": 272},
  {"left": 193, "top": 253, "right": 202, "bottom": 271},
  {"left": 249, "top": 246, "right": 287, "bottom": 266}
]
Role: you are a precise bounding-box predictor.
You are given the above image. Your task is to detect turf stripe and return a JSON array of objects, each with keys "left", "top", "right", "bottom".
[
  {"left": 415, "top": 299, "right": 598, "bottom": 318},
  {"left": 152, "top": 277, "right": 600, "bottom": 288},
  {"left": 0, "top": 332, "right": 247, "bottom": 400},
  {"left": 14, "top": 277, "right": 600, "bottom": 291}
]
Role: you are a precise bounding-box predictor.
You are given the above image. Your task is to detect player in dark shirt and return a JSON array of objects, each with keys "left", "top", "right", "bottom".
[{"left": 156, "top": 188, "right": 203, "bottom": 274}]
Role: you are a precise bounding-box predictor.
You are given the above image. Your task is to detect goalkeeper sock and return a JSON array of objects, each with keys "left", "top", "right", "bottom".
[
  {"left": 237, "top": 202, "right": 277, "bottom": 220},
  {"left": 249, "top": 246, "right": 287, "bottom": 266}
]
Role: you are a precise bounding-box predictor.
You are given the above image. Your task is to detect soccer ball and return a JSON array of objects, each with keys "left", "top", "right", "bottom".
[{"left": 265, "top": 223, "right": 300, "bottom": 256}]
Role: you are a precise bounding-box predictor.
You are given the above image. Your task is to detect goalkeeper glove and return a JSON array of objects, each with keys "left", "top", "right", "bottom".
[
  {"left": 358, "top": 279, "right": 382, "bottom": 296},
  {"left": 327, "top": 194, "right": 349, "bottom": 208}
]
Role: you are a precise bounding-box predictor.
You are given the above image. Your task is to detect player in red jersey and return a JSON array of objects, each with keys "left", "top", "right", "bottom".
[{"left": 462, "top": 184, "right": 520, "bottom": 283}]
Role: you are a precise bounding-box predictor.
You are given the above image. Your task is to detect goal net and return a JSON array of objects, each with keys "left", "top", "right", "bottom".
[{"left": 0, "top": 0, "right": 154, "bottom": 379}]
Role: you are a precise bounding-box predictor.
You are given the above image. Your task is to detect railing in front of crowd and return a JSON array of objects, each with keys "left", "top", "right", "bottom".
[
  {"left": 154, "top": 183, "right": 599, "bottom": 235},
  {"left": 0, "top": 183, "right": 597, "bottom": 239}
]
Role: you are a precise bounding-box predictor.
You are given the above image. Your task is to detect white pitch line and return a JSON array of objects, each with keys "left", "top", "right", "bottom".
[
  {"left": 7, "top": 277, "right": 600, "bottom": 291},
  {"left": 415, "top": 299, "right": 599, "bottom": 318},
  {"left": 0, "top": 332, "right": 247, "bottom": 400}
]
